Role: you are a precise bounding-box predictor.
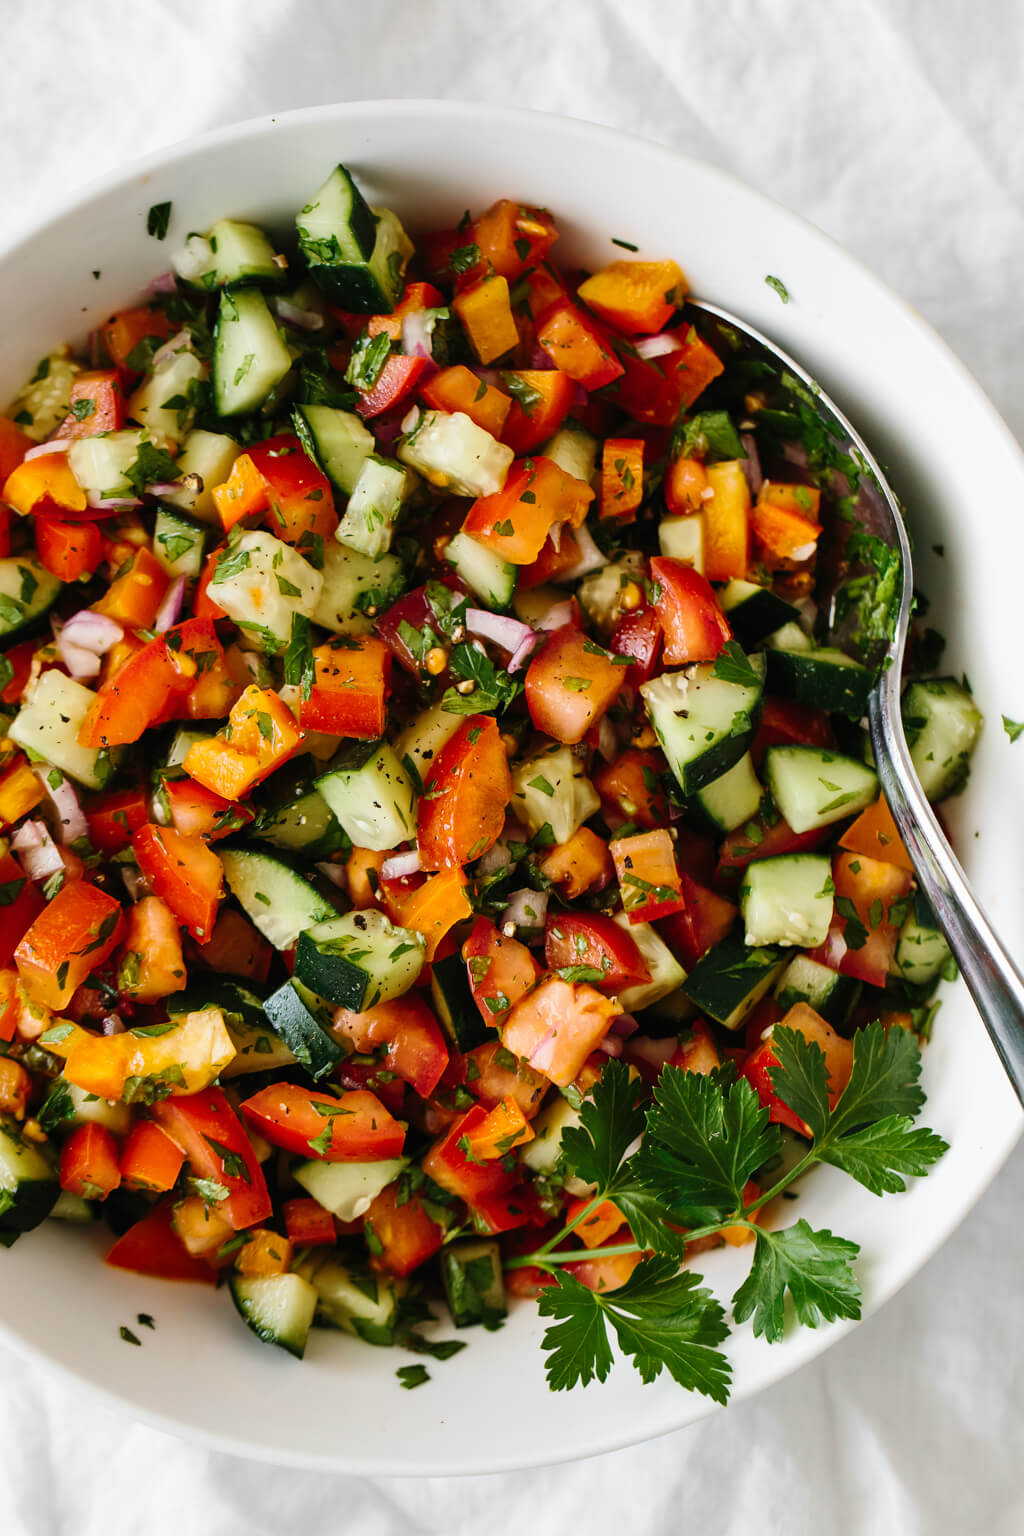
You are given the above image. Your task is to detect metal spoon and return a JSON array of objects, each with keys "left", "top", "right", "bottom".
[{"left": 688, "top": 298, "right": 1024, "bottom": 1101}]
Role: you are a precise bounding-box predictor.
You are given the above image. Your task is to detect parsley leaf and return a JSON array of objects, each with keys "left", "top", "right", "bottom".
[
  {"left": 816, "top": 1115, "right": 948, "bottom": 1196},
  {"left": 147, "top": 201, "right": 172, "bottom": 240},
  {"left": 123, "top": 440, "right": 180, "bottom": 499},
  {"left": 764, "top": 274, "right": 791, "bottom": 304},
  {"left": 283, "top": 613, "right": 315, "bottom": 702},
  {"left": 710, "top": 641, "right": 762, "bottom": 691},
  {"left": 673, "top": 410, "right": 744, "bottom": 462},
  {"left": 1002, "top": 715, "right": 1024, "bottom": 744},
  {"left": 560, "top": 1058, "right": 646, "bottom": 1190},
  {"left": 731, "top": 1221, "right": 861, "bottom": 1343},
  {"left": 442, "top": 642, "right": 523, "bottom": 716}
]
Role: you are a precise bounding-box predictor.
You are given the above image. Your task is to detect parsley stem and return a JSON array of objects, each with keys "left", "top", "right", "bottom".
[
  {"left": 528, "top": 1192, "right": 608, "bottom": 1260},
  {"left": 506, "top": 1242, "right": 646, "bottom": 1270}
]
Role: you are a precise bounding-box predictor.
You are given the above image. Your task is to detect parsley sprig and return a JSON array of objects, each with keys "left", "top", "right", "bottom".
[{"left": 509, "top": 1022, "right": 946, "bottom": 1398}]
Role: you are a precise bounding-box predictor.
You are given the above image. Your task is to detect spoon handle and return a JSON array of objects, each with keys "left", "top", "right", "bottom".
[{"left": 870, "top": 673, "right": 1024, "bottom": 1102}]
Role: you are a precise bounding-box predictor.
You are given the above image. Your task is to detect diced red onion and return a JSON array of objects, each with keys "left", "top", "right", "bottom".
[
  {"left": 477, "top": 843, "right": 511, "bottom": 877},
  {"left": 101, "top": 1013, "right": 127, "bottom": 1035},
  {"left": 87, "top": 491, "right": 142, "bottom": 511},
  {"left": 146, "top": 480, "right": 181, "bottom": 497},
  {"left": 781, "top": 440, "right": 809, "bottom": 468},
  {"left": 401, "top": 310, "right": 435, "bottom": 359},
  {"left": 527, "top": 342, "right": 551, "bottom": 370},
  {"left": 465, "top": 608, "right": 533, "bottom": 653},
  {"left": 610, "top": 1012, "right": 640, "bottom": 1038},
  {"left": 553, "top": 522, "right": 606, "bottom": 581},
  {"left": 54, "top": 609, "right": 123, "bottom": 680},
  {"left": 24, "top": 440, "right": 71, "bottom": 462},
  {"left": 151, "top": 330, "right": 193, "bottom": 370},
  {"left": 12, "top": 820, "right": 64, "bottom": 881},
  {"left": 274, "top": 297, "right": 325, "bottom": 333},
  {"left": 740, "top": 432, "right": 763, "bottom": 496},
  {"left": 502, "top": 888, "right": 548, "bottom": 931},
  {"left": 507, "top": 630, "right": 542, "bottom": 674},
  {"left": 598, "top": 1033, "right": 624, "bottom": 1057},
  {"left": 146, "top": 271, "right": 178, "bottom": 296},
  {"left": 634, "top": 333, "right": 681, "bottom": 361},
  {"left": 793, "top": 595, "right": 818, "bottom": 628},
  {"left": 381, "top": 850, "right": 422, "bottom": 881},
  {"left": 314, "top": 861, "right": 348, "bottom": 889},
  {"left": 120, "top": 865, "right": 151, "bottom": 903},
  {"left": 375, "top": 405, "right": 416, "bottom": 453},
  {"left": 595, "top": 714, "right": 617, "bottom": 762},
  {"left": 35, "top": 768, "right": 88, "bottom": 846},
  {"left": 153, "top": 576, "right": 186, "bottom": 633},
  {"left": 173, "top": 235, "right": 212, "bottom": 282},
  {"left": 535, "top": 600, "right": 576, "bottom": 632},
  {"left": 569, "top": 382, "right": 588, "bottom": 409},
  {"left": 468, "top": 366, "right": 503, "bottom": 390}
]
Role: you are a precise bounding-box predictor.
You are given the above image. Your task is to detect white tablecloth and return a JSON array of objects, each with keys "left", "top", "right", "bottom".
[{"left": 2, "top": 3, "right": 1023, "bottom": 1531}]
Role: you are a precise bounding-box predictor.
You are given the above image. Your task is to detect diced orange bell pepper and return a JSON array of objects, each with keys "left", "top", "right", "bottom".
[
  {"left": 93, "top": 547, "right": 171, "bottom": 630},
  {"left": 119, "top": 1120, "right": 186, "bottom": 1192},
  {"left": 567, "top": 1196, "right": 624, "bottom": 1250},
  {"left": 399, "top": 868, "right": 472, "bottom": 961},
  {"left": 453, "top": 275, "right": 520, "bottom": 365},
  {"left": 117, "top": 895, "right": 187, "bottom": 1003},
  {"left": 0, "top": 758, "right": 45, "bottom": 827},
  {"left": 751, "top": 481, "right": 823, "bottom": 563},
  {"left": 299, "top": 636, "right": 391, "bottom": 737},
  {"left": 62, "top": 1007, "right": 235, "bottom": 1101},
  {"left": 838, "top": 795, "right": 914, "bottom": 872},
  {"left": 600, "top": 437, "right": 644, "bottom": 521},
  {"left": 363, "top": 1182, "right": 445, "bottom": 1277},
  {"left": 538, "top": 826, "right": 614, "bottom": 900},
  {"left": 703, "top": 461, "right": 751, "bottom": 582},
  {"left": 462, "top": 455, "right": 594, "bottom": 565},
  {"left": 578, "top": 259, "right": 687, "bottom": 335},
  {"left": 79, "top": 635, "right": 189, "bottom": 749},
  {"left": 500, "top": 369, "right": 576, "bottom": 454},
  {"left": 162, "top": 773, "right": 252, "bottom": 842},
  {"left": 235, "top": 1228, "right": 293, "bottom": 1278},
  {"left": 101, "top": 306, "right": 171, "bottom": 376},
  {"left": 3, "top": 452, "right": 87, "bottom": 517},
  {"left": 566, "top": 1230, "right": 643, "bottom": 1293},
  {"left": 35, "top": 518, "right": 102, "bottom": 581},
  {"left": 535, "top": 297, "right": 624, "bottom": 390},
  {"left": 183, "top": 685, "right": 302, "bottom": 802},
  {"left": 419, "top": 366, "right": 511, "bottom": 437},
  {"left": 361, "top": 281, "right": 446, "bottom": 341},
  {"left": 0, "top": 1056, "right": 30, "bottom": 1117},
  {"left": 658, "top": 325, "right": 724, "bottom": 409},
  {"left": 60, "top": 1123, "right": 122, "bottom": 1200},
  {"left": 461, "top": 1095, "right": 534, "bottom": 1160},
  {"left": 132, "top": 824, "right": 224, "bottom": 942},
  {"left": 172, "top": 1195, "right": 234, "bottom": 1257},
  {"left": 15, "top": 882, "right": 124, "bottom": 1010},
  {"left": 211, "top": 452, "right": 266, "bottom": 533},
  {"left": 472, "top": 199, "right": 559, "bottom": 280},
  {"left": 721, "top": 1181, "right": 763, "bottom": 1247},
  {"left": 0, "top": 416, "right": 33, "bottom": 481}
]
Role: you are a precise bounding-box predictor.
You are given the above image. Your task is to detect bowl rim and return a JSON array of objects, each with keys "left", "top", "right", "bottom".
[{"left": 0, "top": 96, "right": 1020, "bottom": 1474}]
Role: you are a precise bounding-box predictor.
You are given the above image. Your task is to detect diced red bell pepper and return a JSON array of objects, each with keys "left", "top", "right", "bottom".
[
  {"left": 163, "top": 774, "right": 253, "bottom": 842},
  {"left": 15, "top": 882, "right": 123, "bottom": 1010},
  {"left": 399, "top": 868, "right": 473, "bottom": 962},
  {"left": 298, "top": 635, "right": 391, "bottom": 737},
  {"left": 54, "top": 370, "right": 125, "bottom": 441},
  {"left": 655, "top": 875, "right": 738, "bottom": 969},
  {"left": 79, "top": 635, "right": 190, "bottom": 749},
  {"left": 469, "top": 1185, "right": 536, "bottom": 1235},
  {"left": 593, "top": 748, "right": 670, "bottom": 831},
  {"left": 332, "top": 993, "right": 450, "bottom": 1099},
  {"left": 610, "top": 829, "right": 687, "bottom": 923},
  {"left": 105, "top": 1202, "right": 216, "bottom": 1283},
  {"left": 838, "top": 796, "right": 914, "bottom": 873},
  {"left": 716, "top": 812, "right": 831, "bottom": 878},
  {"left": 132, "top": 823, "right": 223, "bottom": 942},
  {"left": 524, "top": 623, "right": 625, "bottom": 745},
  {"left": 85, "top": 785, "right": 150, "bottom": 855},
  {"left": 35, "top": 518, "right": 102, "bottom": 582},
  {"left": 240, "top": 1084, "right": 406, "bottom": 1162},
  {"left": 153, "top": 1086, "right": 271, "bottom": 1229},
  {"left": 462, "top": 916, "right": 540, "bottom": 1027},
  {"left": 500, "top": 369, "right": 576, "bottom": 454},
  {"left": 670, "top": 1018, "right": 723, "bottom": 1076},
  {"left": 501, "top": 977, "right": 621, "bottom": 1088},
  {"left": 0, "top": 848, "right": 45, "bottom": 967},
  {"left": 610, "top": 602, "right": 664, "bottom": 686},
  {"left": 535, "top": 297, "right": 624, "bottom": 389},
  {"left": 284, "top": 1196, "right": 337, "bottom": 1247},
  {"left": 650, "top": 557, "right": 732, "bottom": 665},
  {"left": 417, "top": 715, "right": 513, "bottom": 871},
  {"left": 751, "top": 695, "right": 835, "bottom": 768},
  {"left": 355, "top": 354, "right": 430, "bottom": 419},
  {"left": 462, "top": 455, "right": 593, "bottom": 566},
  {"left": 119, "top": 1120, "right": 186, "bottom": 1192},
  {"left": 59, "top": 1123, "right": 122, "bottom": 1200},
  {"left": 421, "top": 1104, "right": 521, "bottom": 1203},
  {"left": 544, "top": 910, "right": 650, "bottom": 991},
  {"left": 245, "top": 434, "right": 338, "bottom": 546},
  {"left": 0, "top": 639, "right": 37, "bottom": 708},
  {"left": 364, "top": 1182, "right": 445, "bottom": 1277}
]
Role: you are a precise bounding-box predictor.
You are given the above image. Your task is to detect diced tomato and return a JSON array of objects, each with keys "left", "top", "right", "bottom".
[
  {"left": 500, "top": 369, "right": 576, "bottom": 454},
  {"left": 15, "top": 882, "right": 123, "bottom": 1011},
  {"left": 0, "top": 639, "right": 38, "bottom": 708},
  {"left": 198, "top": 907, "right": 273, "bottom": 982},
  {"left": 462, "top": 916, "right": 540, "bottom": 1026},
  {"left": 0, "top": 416, "right": 33, "bottom": 480},
  {"left": 460, "top": 1039, "right": 550, "bottom": 1119},
  {"left": 567, "top": 1196, "right": 626, "bottom": 1250},
  {"left": 420, "top": 366, "right": 511, "bottom": 436},
  {"left": 284, "top": 1196, "right": 336, "bottom": 1247},
  {"left": 741, "top": 1004, "right": 855, "bottom": 1135},
  {"left": 544, "top": 911, "right": 650, "bottom": 991},
  {"left": 375, "top": 575, "right": 465, "bottom": 676},
  {"left": 472, "top": 199, "right": 559, "bottom": 280},
  {"left": 656, "top": 324, "right": 724, "bottom": 409},
  {"left": 594, "top": 748, "right": 670, "bottom": 831},
  {"left": 517, "top": 525, "right": 588, "bottom": 589},
  {"left": 332, "top": 994, "right": 450, "bottom": 1099},
  {"left": 664, "top": 456, "right": 709, "bottom": 515},
  {"left": 656, "top": 874, "right": 738, "bottom": 968},
  {"left": 119, "top": 1120, "right": 186, "bottom": 1193},
  {"left": 463, "top": 455, "right": 593, "bottom": 565},
  {"left": 117, "top": 895, "right": 186, "bottom": 1004},
  {"left": 153, "top": 1087, "right": 271, "bottom": 1229},
  {"left": 54, "top": 370, "right": 125, "bottom": 441},
  {"left": 417, "top": 715, "right": 512, "bottom": 871},
  {"left": 132, "top": 823, "right": 223, "bottom": 943},
  {"left": 670, "top": 1018, "right": 723, "bottom": 1076},
  {"left": 162, "top": 774, "right": 252, "bottom": 842},
  {"left": 537, "top": 826, "right": 614, "bottom": 900},
  {"left": 599, "top": 436, "right": 644, "bottom": 521},
  {"left": 610, "top": 829, "right": 686, "bottom": 923},
  {"left": 605, "top": 346, "right": 684, "bottom": 427},
  {"left": 299, "top": 635, "right": 391, "bottom": 737},
  {"left": 838, "top": 796, "right": 914, "bottom": 873},
  {"left": 716, "top": 812, "right": 831, "bottom": 878},
  {"left": 183, "top": 686, "right": 302, "bottom": 801},
  {"left": 245, "top": 434, "right": 338, "bottom": 545},
  {"left": 35, "top": 518, "right": 102, "bottom": 581},
  {"left": 610, "top": 601, "right": 664, "bottom": 686},
  {"left": 470, "top": 1185, "right": 536, "bottom": 1235},
  {"left": 355, "top": 354, "right": 430, "bottom": 419},
  {"left": 60, "top": 1123, "right": 121, "bottom": 1200},
  {"left": 525, "top": 624, "right": 625, "bottom": 745},
  {"left": 807, "top": 851, "right": 913, "bottom": 988},
  {"left": 650, "top": 557, "right": 732, "bottom": 665},
  {"left": 399, "top": 868, "right": 473, "bottom": 962},
  {"left": 535, "top": 297, "right": 624, "bottom": 389},
  {"left": 751, "top": 695, "right": 835, "bottom": 768},
  {"left": 502, "top": 977, "right": 621, "bottom": 1088},
  {"left": 364, "top": 1182, "right": 445, "bottom": 1277},
  {"left": 421, "top": 1105, "right": 520, "bottom": 1203},
  {"left": 105, "top": 1202, "right": 216, "bottom": 1283},
  {"left": 86, "top": 785, "right": 150, "bottom": 855},
  {"left": 240, "top": 1084, "right": 406, "bottom": 1162},
  {"left": 0, "top": 849, "right": 44, "bottom": 967},
  {"left": 566, "top": 1231, "right": 643, "bottom": 1293}
]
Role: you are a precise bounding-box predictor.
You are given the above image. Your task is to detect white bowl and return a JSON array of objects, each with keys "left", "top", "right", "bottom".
[{"left": 1, "top": 100, "right": 1021, "bottom": 1476}]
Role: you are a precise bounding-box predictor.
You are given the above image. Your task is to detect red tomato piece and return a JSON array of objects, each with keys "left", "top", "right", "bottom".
[
  {"left": 716, "top": 813, "right": 831, "bottom": 878},
  {"left": 500, "top": 369, "right": 576, "bottom": 454},
  {"left": 101, "top": 306, "right": 171, "bottom": 379},
  {"left": 105, "top": 1202, "right": 216, "bottom": 1283},
  {"left": 610, "top": 602, "right": 664, "bottom": 686},
  {"left": 501, "top": 977, "right": 621, "bottom": 1088},
  {"left": 460, "top": 1039, "right": 550, "bottom": 1119},
  {"left": 610, "top": 829, "right": 687, "bottom": 923},
  {"left": 469, "top": 1185, "right": 536, "bottom": 1235},
  {"left": 650, "top": 557, "right": 732, "bottom": 665},
  {"left": 525, "top": 624, "right": 625, "bottom": 745},
  {"left": 15, "top": 882, "right": 123, "bottom": 1011},
  {"left": 245, "top": 435, "right": 337, "bottom": 546},
  {"left": 462, "top": 916, "right": 540, "bottom": 1026},
  {"left": 806, "top": 851, "right": 913, "bottom": 988},
  {"left": 0, "top": 847, "right": 44, "bottom": 967},
  {"left": 298, "top": 635, "right": 391, "bottom": 737},
  {"left": 283, "top": 1197, "right": 336, "bottom": 1247},
  {"left": 751, "top": 695, "right": 835, "bottom": 768},
  {"left": 655, "top": 874, "right": 738, "bottom": 969},
  {"left": 35, "top": 519, "right": 102, "bottom": 581},
  {"left": 421, "top": 1105, "right": 521, "bottom": 1203},
  {"left": 417, "top": 715, "right": 512, "bottom": 871},
  {"left": 535, "top": 297, "right": 625, "bottom": 389},
  {"left": 593, "top": 749, "right": 670, "bottom": 832},
  {"left": 544, "top": 911, "right": 650, "bottom": 991},
  {"left": 741, "top": 1005, "right": 855, "bottom": 1135},
  {"left": 606, "top": 346, "right": 684, "bottom": 427},
  {"left": 375, "top": 575, "right": 465, "bottom": 676},
  {"left": 60, "top": 1123, "right": 121, "bottom": 1200},
  {"left": 355, "top": 354, "right": 429, "bottom": 419},
  {"left": 239, "top": 1085, "right": 406, "bottom": 1162},
  {"left": 364, "top": 1182, "right": 445, "bottom": 1277},
  {"left": 132, "top": 824, "right": 223, "bottom": 943},
  {"left": 54, "top": 370, "right": 125, "bottom": 441},
  {"left": 162, "top": 775, "right": 253, "bottom": 842},
  {"left": 656, "top": 325, "right": 725, "bottom": 409},
  {"left": 85, "top": 786, "right": 151, "bottom": 856},
  {"left": 153, "top": 1087, "right": 271, "bottom": 1230},
  {"left": 332, "top": 994, "right": 450, "bottom": 1099}
]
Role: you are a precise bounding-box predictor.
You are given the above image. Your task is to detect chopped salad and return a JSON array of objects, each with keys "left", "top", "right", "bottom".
[{"left": 0, "top": 163, "right": 974, "bottom": 1395}]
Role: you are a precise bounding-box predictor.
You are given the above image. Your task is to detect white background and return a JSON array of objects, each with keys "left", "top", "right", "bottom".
[{"left": 2, "top": 2, "right": 1023, "bottom": 1531}]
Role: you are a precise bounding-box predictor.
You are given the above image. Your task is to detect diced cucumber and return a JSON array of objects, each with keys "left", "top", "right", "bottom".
[
  {"left": 10, "top": 670, "right": 120, "bottom": 789},
  {"left": 262, "top": 978, "right": 342, "bottom": 1080},
  {"left": 766, "top": 621, "right": 812, "bottom": 652},
  {"left": 209, "top": 531, "right": 322, "bottom": 652},
  {"left": 293, "top": 404, "right": 375, "bottom": 495},
  {"left": 293, "top": 1157, "right": 407, "bottom": 1222},
  {"left": 510, "top": 744, "right": 600, "bottom": 844},
  {"left": 249, "top": 769, "right": 343, "bottom": 859},
  {"left": 718, "top": 579, "right": 800, "bottom": 645},
  {"left": 66, "top": 1082, "right": 131, "bottom": 1135},
  {"left": 763, "top": 746, "right": 878, "bottom": 834},
  {"left": 577, "top": 555, "right": 646, "bottom": 636},
  {"left": 444, "top": 531, "right": 517, "bottom": 612},
  {"left": 398, "top": 409, "right": 513, "bottom": 498},
  {"left": 767, "top": 644, "right": 874, "bottom": 720},
  {"left": 166, "top": 977, "right": 269, "bottom": 1029},
  {"left": 694, "top": 752, "right": 763, "bottom": 833},
  {"left": 613, "top": 914, "right": 689, "bottom": 1013},
  {"left": 48, "top": 1190, "right": 96, "bottom": 1223},
  {"left": 229, "top": 1272, "right": 318, "bottom": 1359},
  {"left": 540, "top": 425, "right": 599, "bottom": 484},
  {"left": 316, "top": 739, "right": 417, "bottom": 851},
  {"left": 902, "top": 678, "right": 983, "bottom": 801},
  {"left": 298, "top": 165, "right": 410, "bottom": 313},
  {"left": 641, "top": 652, "right": 765, "bottom": 798},
  {"left": 294, "top": 910, "right": 425, "bottom": 1009},
  {"left": 393, "top": 703, "right": 464, "bottom": 794},
  {"left": 161, "top": 430, "right": 241, "bottom": 525},
  {"left": 0, "top": 1115, "right": 59, "bottom": 1240},
  {"left": 184, "top": 218, "right": 284, "bottom": 289},
  {"left": 519, "top": 1093, "right": 582, "bottom": 1175},
  {"left": 441, "top": 1239, "right": 507, "bottom": 1327},
  {"left": 67, "top": 427, "right": 150, "bottom": 499},
  {"left": 740, "top": 853, "right": 834, "bottom": 949},
  {"left": 294, "top": 1249, "right": 399, "bottom": 1343},
  {"left": 682, "top": 932, "right": 787, "bottom": 1031},
  {"left": 336, "top": 455, "right": 411, "bottom": 558},
  {"left": 8, "top": 348, "right": 81, "bottom": 442},
  {"left": 218, "top": 846, "right": 341, "bottom": 950},
  {"left": 0, "top": 558, "right": 61, "bottom": 641},
  {"left": 213, "top": 288, "right": 292, "bottom": 416},
  {"left": 658, "top": 513, "right": 705, "bottom": 572},
  {"left": 430, "top": 950, "right": 495, "bottom": 1051},
  {"left": 164, "top": 726, "right": 213, "bottom": 769},
  {"left": 153, "top": 505, "right": 207, "bottom": 579},
  {"left": 220, "top": 1019, "right": 297, "bottom": 1077},
  {"left": 128, "top": 342, "right": 206, "bottom": 448},
  {"left": 895, "top": 892, "right": 951, "bottom": 985},
  {"left": 311, "top": 541, "right": 404, "bottom": 637},
  {"left": 774, "top": 953, "right": 861, "bottom": 1028}
]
